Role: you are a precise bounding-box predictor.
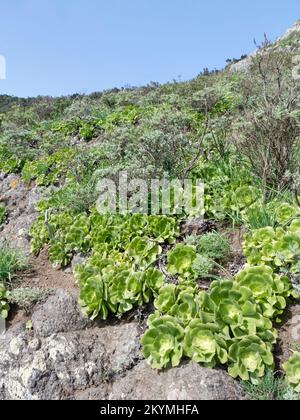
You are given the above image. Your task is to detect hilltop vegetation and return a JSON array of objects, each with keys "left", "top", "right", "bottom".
[{"left": 1, "top": 23, "right": 300, "bottom": 399}]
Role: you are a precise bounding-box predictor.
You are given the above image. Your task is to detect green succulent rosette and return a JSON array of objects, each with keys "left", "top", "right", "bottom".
[
  {"left": 275, "top": 203, "right": 299, "bottom": 225},
  {"left": 228, "top": 336, "right": 274, "bottom": 383},
  {"left": 79, "top": 274, "right": 116, "bottom": 320},
  {"left": 167, "top": 244, "right": 197, "bottom": 278},
  {"left": 235, "top": 266, "right": 294, "bottom": 320},
  {"left": 283, "top": 352, "right": 300, "bottom": 392},
  {"left": 183, "top": 319, "right": 228, "bottom": 367},
  {"left": 141, "top": 315, "right": 185, "bottom": 369}
]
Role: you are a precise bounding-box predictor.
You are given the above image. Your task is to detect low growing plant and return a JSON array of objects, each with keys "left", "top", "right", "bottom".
[
  {"left": 196, "top": 231, "right": 231, "bottom": 261},
  {"left": 9, "top": 287, "right": 51, "bottom": 313},
  {"left": 0, "top": 283, "right": 10, "bottom": 319},
  {"left": 243, "top": 223, "right": 300, "bottom": 278},
  {"left": 0, "top": 204, "right": 7, "bottom": 225},
  {"left": 242, "top": 369, "right": 299, "bottom": 400},
  {"left": 185, "top": 231, "right": 231, "bottom": 262},
  {"left": 0, "top": 245, "right": 27, "bottom": 285}
]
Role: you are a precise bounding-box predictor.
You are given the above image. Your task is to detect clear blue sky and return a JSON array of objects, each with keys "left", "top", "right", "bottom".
[{"left": 0, "top": 0, "right": 299, "bottom": 97}]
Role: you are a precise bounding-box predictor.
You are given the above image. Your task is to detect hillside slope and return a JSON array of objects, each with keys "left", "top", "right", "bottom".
[{"left": 1, "top": 22, "right": 300, "bottom": 401}]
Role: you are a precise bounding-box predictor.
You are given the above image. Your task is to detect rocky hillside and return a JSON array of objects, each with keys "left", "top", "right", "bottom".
[
  {"left": 230, "top": 20, "right": 300, "bottom": 72},
  {"left": 1, "top": 22, "right": 300, "bottom": 401}
]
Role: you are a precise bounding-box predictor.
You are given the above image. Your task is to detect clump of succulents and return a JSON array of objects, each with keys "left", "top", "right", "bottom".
[
  {"left": 243, "top": 222, "right": 300, "bottom": 277},
  {"left": 142, "top": 275, "right": 279, "bottom": 380},
  {"left": 110, "top": 267, "right": 165, "bottom": 314},
  {"left": 166, "top": 243, "right": 218, "bottom": 280},
  {"left": 142, "top": 267, "right": 166, "bottom": 296},
  {"left": 210, "top": 185, "right": 261, "bottom": 221},
  {"left": 235, "top": 266, "right": 295, "bottom": 320},
  {"left": 243, "top": 227, "right": 277, "bottom": 266},
  {"left": 290, "top": 219, "right": 300, "bottom": 235},
  {"left": 209, "top": 279, "right": 278, "bottom": 344},
  {"left": 77, "top": 250, "right": 166, "bottom": 320},
  {"left": 28, "top": 192, "right": 299, "bottom": 385},
  {"left": 233, "top": 186, "right": 261, "bottom": 209},
  {"left": 30, "top": 211, "right": 180, "bottom": 269},
  {"left": 154, "top": 284, "right": 178, "bottom": 314},
  {"left": 21, "top": 148, "right": 76, "bottom": 186}
]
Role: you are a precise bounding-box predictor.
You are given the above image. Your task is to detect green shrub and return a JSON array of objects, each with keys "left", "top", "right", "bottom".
[
  {"left": 183, "top": 232, "right": 230, "bottom": 278},
  {"left": 9, "top": 287, "right": 51, "bottom": 312},
  {"left": 79, "top": 122, "right": 96, "bottom": 140},
  {"left": 191, "top": 254, "right": 214, "bottom": 278},
  {"left": 196, "top": 231, "right": 230, "bottom": 261}
]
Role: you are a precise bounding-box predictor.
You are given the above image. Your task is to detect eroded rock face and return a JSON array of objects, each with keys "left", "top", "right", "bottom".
[
  {"left": 0, "top": 290, "right": 140, "bottom": 400},
  {"left": 108, "top": 361, "right": 247, "bottom": 401},
  {"left": 0, "top": 324, "right": 140, "bottom": 400},
  {"left": 0, "top": 174, "right": 40, "bottom": 254},
  {"left": 31, "top": 290, "right": 92, "bottom": 337},
  {"left": 229, "top": 21, "right": 300, "bottom": 74},
  {"left": 0, "top": 328, "right": 107, "bottom": 400},
  {"left": 229, "top": 54, "right": 255, "bottom": 73},
  {"left": 0, "top": 290, "right": 247, "bottom": 401}
]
